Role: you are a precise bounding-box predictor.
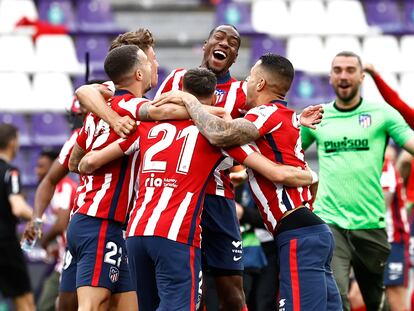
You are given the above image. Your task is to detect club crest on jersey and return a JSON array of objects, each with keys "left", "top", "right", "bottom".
[
  {"left": 109, "top": 266, "right": 119, "bottom": 283},
  {"left": 214, "top": 89, "right": 226, "bottom": 104},
  {"left": 359, "top": 114, "right": 371, "bottom": 128}
]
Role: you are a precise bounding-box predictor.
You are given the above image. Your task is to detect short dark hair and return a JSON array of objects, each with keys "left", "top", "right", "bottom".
[
  {"left": 104, "top": 45, "right": 141, "bottom": 85},
  {"left": 0, "top": 124, "right": 17, "bottom": 150},
  {"left": 334, "top": 51, "right": 363, "bottom": 68},
  {"left": 183, "top": 68, "right": 217, "bottom": 99},
  {"left": 39, "top": 149, "right": 60, "bottom": 161},
  {"left": 110, "top": 28, "right": 154, "bottom": 52},
  {"left": 207, "top": 24, "right": 241, "bottom": 48},
  {"left": 259, "top": 53, "right": 295, "bottom": 93}
]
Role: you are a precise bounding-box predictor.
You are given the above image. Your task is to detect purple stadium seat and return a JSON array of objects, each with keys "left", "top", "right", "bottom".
[
  {"left": 288, "top": 72, "right": 334, "bottom": 109},
  {"left": 404, "top": 2, "right": 414, "bottom": 31},
  {"left": 31, "top": 113, "right": 71, "bottom": 146},
  {"left": 76, "top": 0, "right": 118, "bottom": 32},
  {"left": 363, "top": 0, "right": 403, "bottom": 33},
  {"left": 0, "top": 113, "right": 31, "bottom": 146},
  {"left": 215, "top": 2, "right": 254, "bottom": 35},
  {"left": 38, "top": 0, "right": 76, "bottom": 28},
  {"left": 11, "top": 147, "right": 42, "bottom": 186},
  {"left": 76, "top": 35, "right": 109, "bottom": 69},
  {"left": 250, "top": 36, "right": 286, "bottom": 65}
]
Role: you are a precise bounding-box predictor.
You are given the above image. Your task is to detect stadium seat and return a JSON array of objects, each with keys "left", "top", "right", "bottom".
[
  {"left": 76, "top": 0, "right": 118, "bottom": 32},
  {"left": 362, "top": 36, "right": 402, "bottom": 73},
  {"left": 216, "top": 1, "right": 254, "bottom": 34},
  {"left": 38, "top": 0, "right": 76, "bottom": 28},
  {"left": 0, "top": 35, "right": 36, "bottom": 72},
  {"left": 34, "top": 34, "right": 83, "bottom": 74},
  {"left": 11, "top": 147, "right": 41, "bottom": 186},
  {"left": 400, "top": 35, "right": 414, "bottom": 72},
  {"left": 288, "top": 71, "right": 334, "bottom": 109},
  {"left": 32, "top": 73, "right": 74, "bottom": 111},
  {"left": 362, "top": 73, "right": 399, "bottom": 103},
  {"left": 0, "top": 73, "right": 33, "bottom": 112},
  {"left": 251, "top": 0, "right": 290, "bottom": 36},
  {"left": 403, "top": 2, "right": 414, "bottom": 32},
  {"left": 0, "top": 113, "right": 31, "bottom": 146},
  {"left": 286, "top": 36, "right": 325, "bottom": 73},
  {"left": 363, "top": 0, "right": 403, "bottom": 33},
  {"left": 250, "top": 36, "right": 286, "bottom": 66},
  {"left": 323, "top": 36, "right": 362, "bottom": 70},
  {"left": 326, "top": 0, "right": 369, "bottom": 35},
  {"left": 75, "top": 35, "right": 109, "bottom": 70},
  {"left": 289, "top": 0, "right": 328, "bottom": 35},
  {"left": 400, "top": 73, "right": 414, "bottom": 107},
  {"left": 31, "top": 113, "right": 71, "bottom": 146},
  {"left": 0, "top": 0, "right": 38, "bottom": 33}
]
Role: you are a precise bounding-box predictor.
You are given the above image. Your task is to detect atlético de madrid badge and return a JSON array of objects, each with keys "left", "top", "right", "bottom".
[
  {"left": 359, "top": 114, "right": 371, "bottom": 128},
  {"left": 109, "top": 266, "right": 119, "bottom": 283}
]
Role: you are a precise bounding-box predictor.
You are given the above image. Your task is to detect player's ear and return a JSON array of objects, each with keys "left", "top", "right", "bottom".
[
  {"left": 257, "top": 78, "right": 265, "bottom": 91},
  {"left": 136, "top": 69, "right": 143, "bottom": 81},
  {"left": 202, "top": 41, "right": 207, "bottom": 50}
]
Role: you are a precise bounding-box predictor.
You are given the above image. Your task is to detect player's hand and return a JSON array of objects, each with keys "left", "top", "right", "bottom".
[
  {"left": 235, "top": 202, "right": 244, "bottom": 220},
  {"left": 299, "top": 104, "right": 324, "bottom": 129},
  {"left": 112, "top": 116, "right": 136, "bottom": 138},
  {"left": 78, "top": 151, "right": 97, "bottom": 175},
  {"left": 363, "top": 63, "right": 377, "bottom": 76},
  {"left": 22, "top": 220, "right": 42, "bottom": 243},
  {"left": 152, "top": 90, "right": 195, "bottom": 107},
  {"left": 94, "top": 84, "right": 114, "bottom": 100}
]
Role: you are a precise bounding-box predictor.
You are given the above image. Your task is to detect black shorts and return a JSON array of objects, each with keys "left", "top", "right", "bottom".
[{"left": 0, "top": 238, "right": 32, "bottom": 298}]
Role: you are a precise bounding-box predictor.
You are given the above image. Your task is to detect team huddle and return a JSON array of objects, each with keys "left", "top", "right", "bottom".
[{"left": 13, "top": 23, "right": 414, "bottom": 311}]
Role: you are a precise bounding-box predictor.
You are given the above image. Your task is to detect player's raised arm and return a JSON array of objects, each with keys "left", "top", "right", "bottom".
[{"left": 76, "top": 85, "right": 136, "bottom": 138}]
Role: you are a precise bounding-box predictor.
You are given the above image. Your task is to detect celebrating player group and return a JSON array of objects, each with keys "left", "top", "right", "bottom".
[{"left": 23, "top": 25, "right": 340, "bottom": 311}]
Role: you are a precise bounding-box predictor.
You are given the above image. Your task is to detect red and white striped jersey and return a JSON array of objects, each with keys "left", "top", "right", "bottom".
[
  {"left": 72, "top": 90, "right": 148, "bottom": 224},
  {"left": 239, "top": 100, "right": 313, "bottom": 233},
  {"left": 118, "top": 120, "right": 246, "bottom": 247},
  {"left": 50, "top": 176, "right": 77, "bottom": 273},
  {"left": 381, "top": 158, "right": 410, "bottom": 243},
  {"left": 58, "top": 129, "right": 80, "bottom": 170},
  {"left": 155, "top": 68, "right": 247, "bottom": 199}
]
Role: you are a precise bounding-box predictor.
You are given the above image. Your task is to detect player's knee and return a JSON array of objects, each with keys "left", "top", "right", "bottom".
[
  {"left": 219, "top": 291, "right": 245, "bottom": 310},
  {"left": 14, "top": 293, "right": 35, "bottom": 311},
  {"left": 57, "top": 292, "right": 78, "bottom": 311}
]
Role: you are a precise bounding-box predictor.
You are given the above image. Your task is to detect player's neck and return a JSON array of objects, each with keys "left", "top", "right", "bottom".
[
  {"left": 257, "top": 92, "right": 285, "bottom": 106},
  {"left": 335, "top": 95, "right": 362, "bottom": 111},
  {"left": 0, "top": 151, "right": 11, "bottom": 163},
  {"left": 115, "top": 84, "right": 143, "bottom": 98}
]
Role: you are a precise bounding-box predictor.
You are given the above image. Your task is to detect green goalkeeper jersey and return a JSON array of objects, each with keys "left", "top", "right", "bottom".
[{"left": 301, "top": 99, "right": 413, "bottom": 229}]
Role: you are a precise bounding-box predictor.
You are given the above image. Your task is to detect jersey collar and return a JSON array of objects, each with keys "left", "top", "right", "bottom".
[
  {"left": 114, "top": 89, "right": 133, "bottom": 96},
  {"left": 333, "top": 97, "right": 363, "bottom": 112},
  {"left": 216, "top": 71, "right": 232, "bottom": 84},
  {"left": 270, "top": 99, "right": 288, "bottom": 107}
]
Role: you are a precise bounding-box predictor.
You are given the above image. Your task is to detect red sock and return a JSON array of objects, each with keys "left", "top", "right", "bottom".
[
  {"left": 241, "top": 306, "right": 248, "bottom": 311},
  {"left": 351, "top": 306, "right": 366, "bottom": 311}
]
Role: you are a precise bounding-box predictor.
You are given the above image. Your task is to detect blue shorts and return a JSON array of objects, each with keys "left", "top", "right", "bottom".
[
  {"left": 384, "top": 241, "right": 409, "bottom": 287},
  {"left": 201, "top": 194, "right": 243, "bottom": 273},
  {"left": 276, "top": 224, "right": 341, "bottom": 311},
  {"left": 59, "top": 248, "right": 76, "bottom": 292},
  {"left": 66, "top": 214, "right": 133, "bottom": 293},
  {"left": 126, "top": 236, "right": 202, "bottom": 311}
]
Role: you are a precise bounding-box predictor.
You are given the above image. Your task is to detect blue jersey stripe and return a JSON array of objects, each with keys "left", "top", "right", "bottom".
[
  {"left": 187, "top": 156, "right": 225, "bottom": 246},
  {"left": 264, "top": 134, "right": 293, "bottom": 210},
  {"left": 108, "top": 156, "right": 129, "bottom": 220}
]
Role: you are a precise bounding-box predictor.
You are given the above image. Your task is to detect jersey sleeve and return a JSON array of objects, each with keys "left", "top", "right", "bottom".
[
  {"left": 154, "top": 68, "right": 186, "bottom": 99},
  {"left": 118, "top": 129, "right": 140, "bottom": 155},
  {"left": 76, "top": 123, "right": 89, "bottom": 150},
  {"left": 300, "top": 125, "right": 316, "bottom": 150},
  {"left": 384, "top": 104, "right": 414, "bottom": 146},
  {"left": 58, "top": 129, "right": 80, "bottom": 169},
  {"left": 244, "top": 105, "right": 282, "bottom": 137},
  {"left": 115, "top": 97, "right": 150, "bottom": 121},
  {"left": 5, "top": 168, "right": 21, "bottom": 196},
  {"left": 224, "top": 144, "right": 257, "bottom": 164},
  {"left": 102, "top": 81, "right": 115, "bottom": 93}
]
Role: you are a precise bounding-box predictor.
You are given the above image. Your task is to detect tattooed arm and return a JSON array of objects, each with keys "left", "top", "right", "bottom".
[
  {"left": 181, "top": 95, "right": 260, "bottom": 148},
  {"left": 68, "top": 143, "right": 86, "bottom": 173}
]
